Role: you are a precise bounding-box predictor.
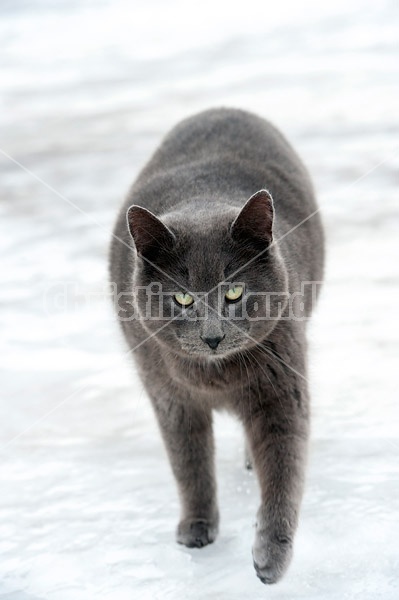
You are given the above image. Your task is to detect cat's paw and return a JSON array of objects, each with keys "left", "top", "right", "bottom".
[
  {"left": 252, "top": 530, "right": 293, "bottom": 584},
  {"left": 176, "top": 518, "right": 218, "bottom": 548}
]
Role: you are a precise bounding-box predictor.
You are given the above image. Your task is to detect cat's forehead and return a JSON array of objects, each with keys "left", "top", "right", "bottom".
[
  {"left": 162, "top": 206, "right": 240, "bottom": 289},
  {"left": 179, "top": 234, "right": 231, "bottom": 290}
]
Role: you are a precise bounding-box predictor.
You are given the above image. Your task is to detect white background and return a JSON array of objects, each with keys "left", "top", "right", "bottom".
[{"left": 1, "top": 0, "right": 398, "bottom": 598}]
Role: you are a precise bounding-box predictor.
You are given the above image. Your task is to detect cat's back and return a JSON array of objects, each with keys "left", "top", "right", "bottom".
[{"left": 134, "top": 108, "right": 309, "bottom": 193}]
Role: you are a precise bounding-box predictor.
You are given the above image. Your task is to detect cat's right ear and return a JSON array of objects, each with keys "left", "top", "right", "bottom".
[
  {"left": 230, "top": 189, "right": 274, "bottom": 246},
  {"left": 126, "top": 205, "right": 175, "bottom": 258}
]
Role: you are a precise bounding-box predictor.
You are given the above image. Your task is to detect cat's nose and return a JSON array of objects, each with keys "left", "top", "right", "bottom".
[{"left": 201, "top": 334, "right": 225, "bottom": 349}]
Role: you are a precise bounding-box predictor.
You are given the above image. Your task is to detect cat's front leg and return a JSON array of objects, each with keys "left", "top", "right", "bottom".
[
  {"left": 151, "top": 395, "right": 219, "bottom": 548},
  {"left": 243, "top": 387, "right": 309, "bottom": 584}
]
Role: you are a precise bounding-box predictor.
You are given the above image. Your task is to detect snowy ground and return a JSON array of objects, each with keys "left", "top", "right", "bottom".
[{"left": 1, "top": 0, "right": 399, "bottom": 598}]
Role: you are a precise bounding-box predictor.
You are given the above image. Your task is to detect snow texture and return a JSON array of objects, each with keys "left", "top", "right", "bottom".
[{"left": 1, "top": 0, "right": 398, "bottom": 598}]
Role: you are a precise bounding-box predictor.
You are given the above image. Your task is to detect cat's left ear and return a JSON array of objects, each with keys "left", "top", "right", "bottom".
[
  {"left": 230, "top": 189, "right": 274, "bottom": 245},
  {"left": 126, "top": 205, "right": 175, "bottom": 258}
]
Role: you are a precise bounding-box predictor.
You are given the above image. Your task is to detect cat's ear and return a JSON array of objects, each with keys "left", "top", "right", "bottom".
[
  {"left": 230, "top": 189, "right": 274, "bottom": 245},
  {"left": 126, "top": 205, "right": 175, "bottom": 258}
]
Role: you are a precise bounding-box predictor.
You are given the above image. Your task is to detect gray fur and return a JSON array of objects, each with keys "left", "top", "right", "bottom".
[{"left": 109, "top": 108, "right": 324, "bottom": 584}]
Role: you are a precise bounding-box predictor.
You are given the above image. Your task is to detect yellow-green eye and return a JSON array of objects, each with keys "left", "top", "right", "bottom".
[
  {"left": 174, "top": 292, "right": 194, "bottom": 307},
  {"left": 225, "top": 285, "right": 243, "bottom": 302}
]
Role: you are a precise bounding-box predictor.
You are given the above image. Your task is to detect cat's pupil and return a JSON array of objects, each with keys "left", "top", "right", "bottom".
[
  {"left": 225, "top": 285, "right": 243, "bottom": 301},
  {"left": 174, "top": 292, "right": 194, "bottom": 306}
]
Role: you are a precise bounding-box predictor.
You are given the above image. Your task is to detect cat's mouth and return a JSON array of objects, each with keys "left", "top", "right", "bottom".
[
  {"left": 180, "top": 345, "right": 225, "bottom": 358},
  {"left": 179, "top": 339, "right": 248, "bottom": 359}
]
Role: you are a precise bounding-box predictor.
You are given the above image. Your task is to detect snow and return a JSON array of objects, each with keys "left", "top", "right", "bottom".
[{"left": 1, "top": 0, "right": 399, "bottom": 597}]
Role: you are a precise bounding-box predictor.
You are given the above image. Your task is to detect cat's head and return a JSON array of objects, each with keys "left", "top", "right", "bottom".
[{"left": 125, "top": 190, "right": 288, "bottom": 358}]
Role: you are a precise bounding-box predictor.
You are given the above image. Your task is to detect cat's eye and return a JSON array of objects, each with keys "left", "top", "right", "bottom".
[
  {"left": 174, "top": 292, "right": 194, "bottom": 307},
  {"left": 225, "top": 285, "right": 244, "bottom": 302}
]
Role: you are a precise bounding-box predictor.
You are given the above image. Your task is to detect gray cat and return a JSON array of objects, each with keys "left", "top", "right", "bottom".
[{"left": 109, "top": 108, "right": 324, "bottom": 584}]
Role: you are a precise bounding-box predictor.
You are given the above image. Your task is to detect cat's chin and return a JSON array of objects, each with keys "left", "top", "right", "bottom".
[{"left": 178, "top": 347, "right": 228, "bottom": 359}]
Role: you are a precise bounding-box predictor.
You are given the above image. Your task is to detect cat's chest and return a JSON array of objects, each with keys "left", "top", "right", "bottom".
[{"left": 167, "top": 356, "right": 249, "bottom": 399}]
